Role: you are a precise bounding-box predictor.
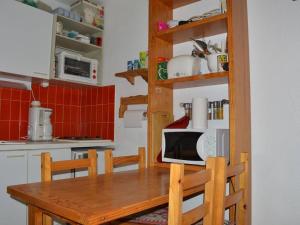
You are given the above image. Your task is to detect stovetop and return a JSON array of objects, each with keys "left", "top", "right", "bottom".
[{"left": 58, "top": 136, "right": 102, "bottom": 140}]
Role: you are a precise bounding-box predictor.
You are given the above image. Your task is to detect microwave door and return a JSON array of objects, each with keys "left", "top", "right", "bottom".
[{"left": 164, "top": 132, "right": 203, "bottom": 161}]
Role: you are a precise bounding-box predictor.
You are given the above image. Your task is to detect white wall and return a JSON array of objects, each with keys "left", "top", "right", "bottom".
[
  {"left": 101, "top": 0, "right": 148, "bottom": 157},
  {"left": 248, "top": 0, "right": 300, "bottom": 224}
]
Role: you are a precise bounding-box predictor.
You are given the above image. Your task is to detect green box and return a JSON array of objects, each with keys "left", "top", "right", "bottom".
[{"left": 157, "top": 62, "right": 168, "bottom": 80}]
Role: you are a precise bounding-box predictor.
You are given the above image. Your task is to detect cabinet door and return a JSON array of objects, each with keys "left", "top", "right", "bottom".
[
  {"left": 0, "top": 0, "right": 53, "bottom": 79},
  {"left": 27, "top": 148, "right": 72, "bottom": 183},
  {"left": 0, "top": 151, "right": 27, "bottom": 225}
]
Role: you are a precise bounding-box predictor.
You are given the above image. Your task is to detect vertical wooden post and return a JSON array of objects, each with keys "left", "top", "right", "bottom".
[
  {"left": 88, "top": 149, "right": 98, "bottom": 176},
  {"left": 168, "top": 163, "right": 184, "bottom": 225},
  {"left": 41, "top": 152, "right": 52, "bottom": 182},
  {"left": 138, "top": 147, "right": 146, "bottom": 169},
  {"left": 104, "top": 149, "right": 113, "bottom": 174},
  {"left": 237, "top": 153, "right": 249, "bottom": 225},
  {"left": 28, "top": 205, "right": 43, "bottom": 225},
  {"left": 41, "top": 152, "right": 53, "bottom": 225},
  {"left": 204, "top": 157, "right": 226, "bottom": 225}
]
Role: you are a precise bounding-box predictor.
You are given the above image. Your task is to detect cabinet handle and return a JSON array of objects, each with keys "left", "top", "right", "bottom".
[
  {"left": 33, "top": 72, "right": 48, "bottom": 76},
  {"left": 7, "top": 154, "right": 26, "bottom": 158},
  {"left": 32, "top": 154, "right": 41, "bottom": 157}
]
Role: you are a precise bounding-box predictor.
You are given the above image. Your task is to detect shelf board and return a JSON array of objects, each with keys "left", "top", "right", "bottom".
[
  {"left": 57, "top": 15, "right": 103, "bottom": 36},
  {"left": 155, "top": 72, "right": 228, "bottom": 89},
  {"left": 115, "top": 69, "right": 148, "bottom": 85},
  {"left": 156, "top": 13, "right": 228, "bottom": 45},
  {"left": 56, "top": 34, "right": 102, "bottom": 53},
  {"left": 159, "top": 0, "right": 200, "bottom": 9}
]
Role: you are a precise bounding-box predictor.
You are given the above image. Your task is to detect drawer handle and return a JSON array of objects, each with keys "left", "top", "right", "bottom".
[
  {"left": 7, "top": 154, "right": 26, "bottom": 158},
  {"left": 32, "top": 154, "right": 41, "bottom": 157}
]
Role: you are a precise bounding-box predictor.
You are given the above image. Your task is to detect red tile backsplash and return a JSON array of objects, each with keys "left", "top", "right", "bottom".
[{"left": 0, "top": 84, "right": 115, "bottom": 141}]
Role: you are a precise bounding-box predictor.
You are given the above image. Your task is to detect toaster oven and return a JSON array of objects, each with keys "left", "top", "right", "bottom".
[{"left": 56, "top": 51, "right": 98, "bottom": 84}]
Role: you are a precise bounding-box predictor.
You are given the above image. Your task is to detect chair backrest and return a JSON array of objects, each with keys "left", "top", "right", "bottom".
[
  {"left": 104, "top": 147, "right": 146, "bottom": 174},
  {"left": 223, "top": 152, "right": 249, "bottom": 225},
  {"left": 168, "top": 157, "right": 226, "bottom": 225},
  {"left": 41, "top": 149, "right": 97, "bottom": 182}
]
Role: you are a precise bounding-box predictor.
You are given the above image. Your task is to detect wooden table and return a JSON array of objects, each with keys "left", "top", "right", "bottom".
[{"left": 7, "top": 167, "right": 202, "bottom": 225}]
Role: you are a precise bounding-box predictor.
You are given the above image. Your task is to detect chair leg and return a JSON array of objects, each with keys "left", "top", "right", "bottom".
[{"left": 43, "top": 214, "right": 53, "bottom": 225}]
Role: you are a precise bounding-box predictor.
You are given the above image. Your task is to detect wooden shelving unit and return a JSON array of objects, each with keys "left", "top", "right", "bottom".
[
  {"left": 156, "top": 13, "right": 228, "bottom": 44},
  {"left": 56, "top": 34, "right": 102, "bottom": 53},
  {"left": 148, "top": 0, "right": 251, "bottom": 224},
  {"left": 115, "top": 69, "right": 148, "bottom": 85},
  {"left": 156, "top": 72, "right": 228, "bottom": 89}
]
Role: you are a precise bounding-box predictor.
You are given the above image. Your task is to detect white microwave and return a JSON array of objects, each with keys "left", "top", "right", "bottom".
[
  {"left": 161, "top": 128, "right": 229, "bottom": 166},
  {"left": 56, "top": 51, "right": 98, "bottom": 84}
]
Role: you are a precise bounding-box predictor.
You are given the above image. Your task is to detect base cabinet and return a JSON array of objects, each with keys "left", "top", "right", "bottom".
[
  {"left": 0, "top": 148, "right": 71, "bottom": 225},
  {"left": 0, "top": 151, "right": 27, "bottom": 225}
]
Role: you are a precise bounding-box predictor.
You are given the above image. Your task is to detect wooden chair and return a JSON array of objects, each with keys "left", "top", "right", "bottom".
[
  {"left": 105, "top": 147, "right": 164, "bottom": 225},
  {"left": 41, "top": 149, "right": 97, "bottom": 225},
  {"left": 168, "top": 153, "right": 249, "bottom": 225},
  {"left": 168, "top": 157, "right": 227, "bottom": 225},
  {"left": 104, "top": 147, "right": 145, "bottom": 173},
  {"left": 223, "top": 152, "right": 249, "bottom": 225}
]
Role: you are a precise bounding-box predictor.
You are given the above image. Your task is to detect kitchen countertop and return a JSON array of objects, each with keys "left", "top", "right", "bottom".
[{"left": 0, "top": 140, "right": 115, "bottom": 151}]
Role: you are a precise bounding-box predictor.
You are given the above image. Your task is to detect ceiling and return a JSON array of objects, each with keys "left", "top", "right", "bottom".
[{"left": 55, "top": 0, "right": 104, "bottom": 6}]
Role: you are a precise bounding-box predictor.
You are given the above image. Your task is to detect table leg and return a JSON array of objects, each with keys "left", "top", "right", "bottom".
[{"left": 28, "top": 205, "right": 43, "bottom": 225}]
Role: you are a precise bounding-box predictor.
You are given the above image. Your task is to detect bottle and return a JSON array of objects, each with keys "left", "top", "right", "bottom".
[
  {"left": 212, "top": 101, "right": 218, "bottom": 120},
  {"left": 216, "top": 101, "right": 222, "bottom": 120},
  {"left": 208, "top": 102, "right": 213, "bottom": 120}
]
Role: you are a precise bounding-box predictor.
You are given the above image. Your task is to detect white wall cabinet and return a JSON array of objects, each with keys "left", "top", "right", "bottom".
[
  {"left": 0, "top": 151, "right": 27, "bottom": 225},
  {"left": 0, "top": 0, "right": 54, "bottom": 79}
]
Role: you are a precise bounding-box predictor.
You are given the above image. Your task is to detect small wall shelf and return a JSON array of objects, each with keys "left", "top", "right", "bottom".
[
  {"left": 119, "top": 95, "right": 148, "bottom": 118},
  {"left": 115, "top": 69, "right": 148, "bottom": 85}
]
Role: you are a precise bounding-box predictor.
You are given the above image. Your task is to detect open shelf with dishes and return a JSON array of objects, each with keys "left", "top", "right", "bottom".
[
  {"left": 50, "top": 3, "right": 104, "bottom": 86},
  {"left": 55, "top": 34, "right": 102, "bottom": 53},
  {"left": 56, "top": 15, "right": 103, "bottom": 36}
]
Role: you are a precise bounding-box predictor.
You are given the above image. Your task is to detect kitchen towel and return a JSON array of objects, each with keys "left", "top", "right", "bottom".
[
  {"left": 192, "top": 97, "right": 208, "bottom": 129},
  {"left": 124, "top": 110, "right": 146, "bottom": 128}
]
